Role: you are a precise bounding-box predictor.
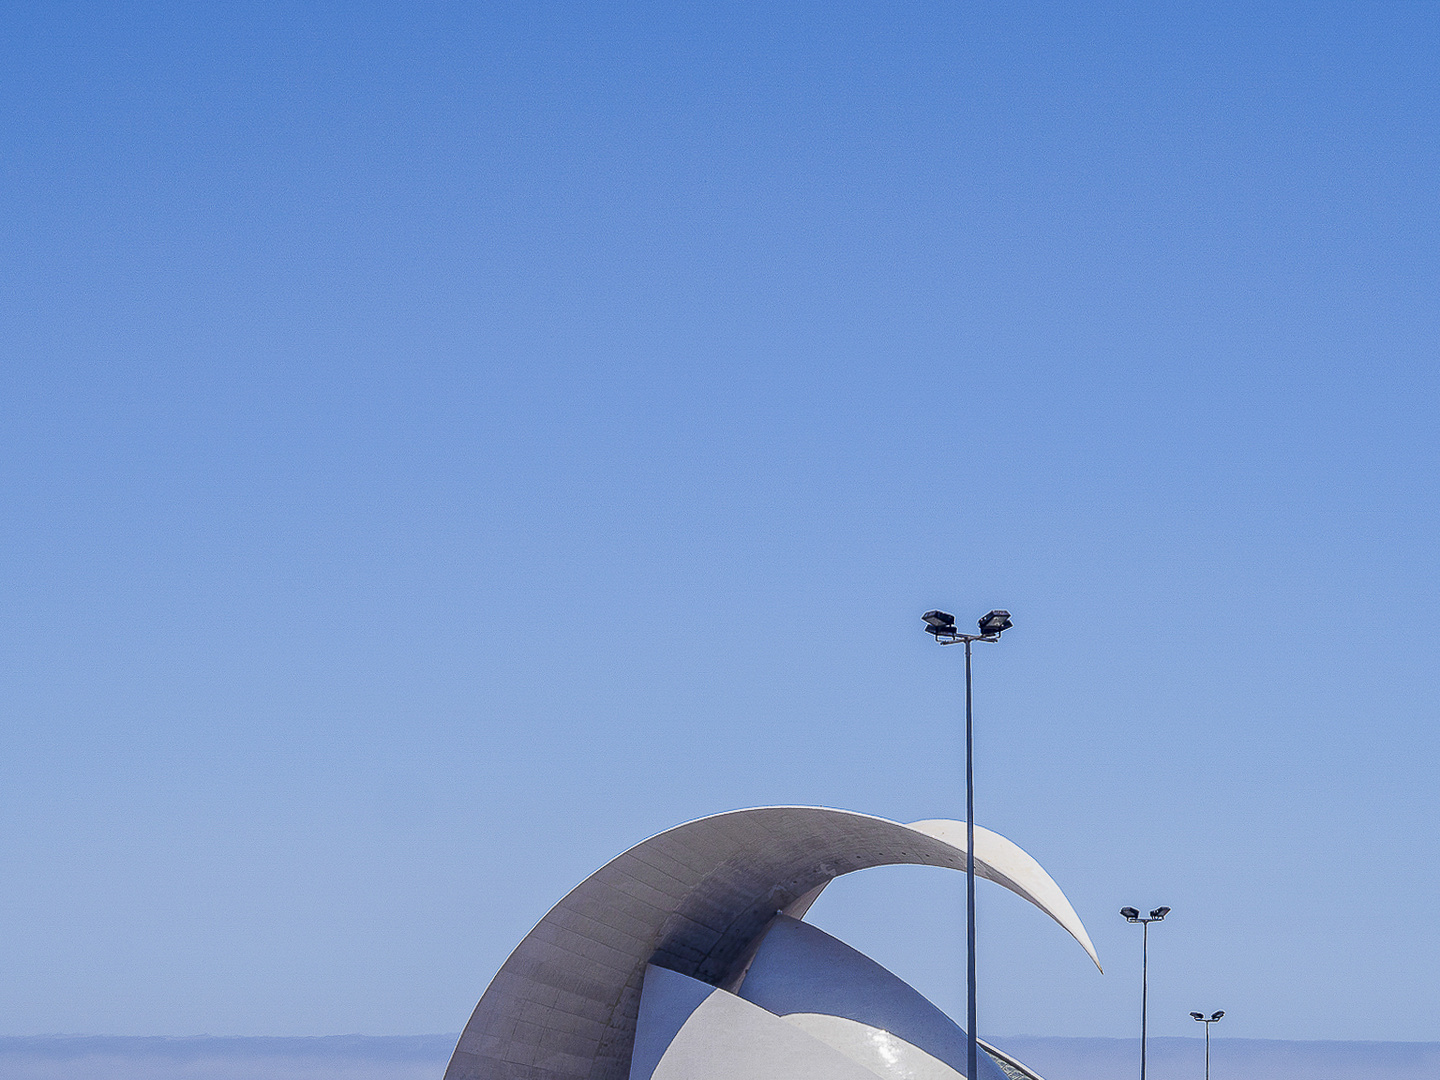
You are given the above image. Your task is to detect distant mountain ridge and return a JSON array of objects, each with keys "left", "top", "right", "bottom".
[
  {"left": 3, "top": 1034, "right": 1438, "bottom": 1080},
  {"left": 0, "top": 1035, "right": 457, "bottom": 1080},
  {"left": 0, "top": 1034, "right": 455, "bottom": 1057},
  {"left": 1001, "top": 1036, "right": 1440, "bottom": 1080}
]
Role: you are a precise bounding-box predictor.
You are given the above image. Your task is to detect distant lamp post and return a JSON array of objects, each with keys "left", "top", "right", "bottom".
[
  {"left": 1190, "top": 1010, "right": 1224, "bottom": 1080},
  {"left": 1122, "top": 905, "right": 1171, "bottom": 1080},
  {"left": 923, "top": 608, "right": 1011, "bottom": 1080}
]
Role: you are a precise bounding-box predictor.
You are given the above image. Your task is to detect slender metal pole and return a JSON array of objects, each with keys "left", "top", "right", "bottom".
[
  {"left": 965, "top": 638, "right": 977, "bottom": 1080},
  {"left": 1205, "top": 1019, "right": 1211, "bottom": 1080},
  {"left": 1141, "top": 921, "right": 1149, "bottom": 1080}
]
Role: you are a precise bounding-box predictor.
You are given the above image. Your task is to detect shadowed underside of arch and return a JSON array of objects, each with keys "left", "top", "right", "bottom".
[{"left": 443, "top": 806, "right": 1098, "bottom": 1080}]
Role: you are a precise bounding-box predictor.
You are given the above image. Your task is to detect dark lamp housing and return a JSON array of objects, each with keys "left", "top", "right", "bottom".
[
  {"left": 1120, "top": 907, "right": 1140, "bottom": 920},
  {"left": 978, "top": 610, "right": 1013, "bottom": 636},
  {"left": 1211, "top": 1011, "right": 1225, "bottom": 1021},
  {"left": 1151, "top": 906, "right": 1171, "bottom": 920},
  {"left": 1191, "top": 1013, "right": 1204, "bottom": 1021},
  {"left": 922, "top": 610, "right": 957, "bottom": 636}
]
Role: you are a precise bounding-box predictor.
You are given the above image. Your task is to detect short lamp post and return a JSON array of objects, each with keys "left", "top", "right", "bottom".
[
  {"left": 923, "top": 608, "right": 1012, "bottom": 1080},
  {"left": 1190, "top": 1011, "right": 1224, "bottom": 1080},
  {"left": 1120, "top": 906, "right": 1171, "bottom": 1080}
]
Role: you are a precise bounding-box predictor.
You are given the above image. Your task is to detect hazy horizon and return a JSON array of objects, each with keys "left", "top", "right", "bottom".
[{"left": 7, "top": 1035, "right": 1440, "bottom": 1080}]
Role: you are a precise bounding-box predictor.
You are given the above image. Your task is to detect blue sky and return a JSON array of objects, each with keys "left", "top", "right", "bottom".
[{"left": 2, "top": 0, "right": 1437, "bottom": 1046}]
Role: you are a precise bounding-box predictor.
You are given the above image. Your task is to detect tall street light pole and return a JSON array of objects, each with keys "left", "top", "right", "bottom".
[
  {"left": 923, "top": 608, "right": 1013, "bottom": 1080},
  {"left": 1120, "top": 906, "right": 1170, "bottom": 1080},
  {"left": 1189, "top": 1011, "right": 1224, "bottom": 1080}
]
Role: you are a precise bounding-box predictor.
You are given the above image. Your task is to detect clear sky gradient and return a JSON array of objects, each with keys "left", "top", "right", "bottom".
[{"left": 2, "top": 0, "right": 1437, "bottom": 1046}]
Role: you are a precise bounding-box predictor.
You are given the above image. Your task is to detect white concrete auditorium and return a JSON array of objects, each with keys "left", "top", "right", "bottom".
[{"left": 443, "top": 807, "right": 1102, "bottom": 1080}]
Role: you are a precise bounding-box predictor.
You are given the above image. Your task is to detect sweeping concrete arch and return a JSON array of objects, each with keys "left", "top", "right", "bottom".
[{"left": 444, "top": 806, "right": 1098, "bottom": 1080}]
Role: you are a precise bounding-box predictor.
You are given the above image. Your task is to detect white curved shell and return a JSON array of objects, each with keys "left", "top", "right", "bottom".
[
  {"left": 785, "top": 1014, "right": 969, "bottom": 1080},
  {"left": 735, "top": 914, "right": 1011, "bottom": 1080},
  {"left": 634, "top": 965, "right": 884, "bottom": 1080},
  {"left": 444, "top": 806, "right": 1098, "bottom": 1080}
]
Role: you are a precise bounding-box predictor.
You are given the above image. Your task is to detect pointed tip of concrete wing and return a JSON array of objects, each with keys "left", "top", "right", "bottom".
[{"left": 905, "top": 819, "right": 1103, "bottom": 973}]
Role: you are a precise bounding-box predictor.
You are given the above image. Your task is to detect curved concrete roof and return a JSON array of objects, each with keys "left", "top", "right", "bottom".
[
  {"left": 444, "top": 806, "right": 1099, "bottom": 1080},
  {"left": 736, "top": 914, "right": 1012, "bottom": 1080}
]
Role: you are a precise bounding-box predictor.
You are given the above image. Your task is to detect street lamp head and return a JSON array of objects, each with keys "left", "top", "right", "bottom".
[
  {"left": 1190, "top": 1013, "right": 1204, "bottom": 1021},
  {"left": 1150, "top": 906, "right": 1171, "bottom": 920},
  {"left": 1211, "top": 1011, "right": 1224, "bottom": 1021},
  {"left": 978, "top": 609, "right": 1013, "bottom": 637},
  {"left": 1120, "top": 907, "right": 1140, "bottom": 921},
  {"left": 922, "top": 610, "right": 957, "bottom": 637}
]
